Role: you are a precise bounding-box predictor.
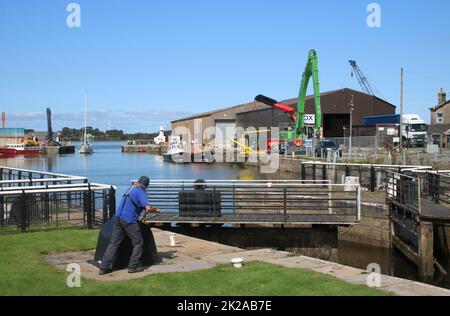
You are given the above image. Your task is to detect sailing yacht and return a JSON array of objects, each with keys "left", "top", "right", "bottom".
[{"left": 78, "top": 93, "right": 93, "bottom": 154}]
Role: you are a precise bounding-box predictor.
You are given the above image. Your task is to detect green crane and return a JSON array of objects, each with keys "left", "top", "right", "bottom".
[{"left": 255, "top": 49, "right": 322, "bottom": 147}]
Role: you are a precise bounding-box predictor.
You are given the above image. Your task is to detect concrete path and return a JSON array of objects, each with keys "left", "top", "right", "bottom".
[{"left": 45, "top": 228, "right": 450, "bottom": 296}]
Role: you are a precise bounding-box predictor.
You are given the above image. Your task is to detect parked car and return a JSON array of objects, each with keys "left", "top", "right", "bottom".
[
  {"left": 315, "top": 140, "right": 342, "bottom": 158},
  {"left": 279, "top": 141, "right": 306, "bottom": 156}
]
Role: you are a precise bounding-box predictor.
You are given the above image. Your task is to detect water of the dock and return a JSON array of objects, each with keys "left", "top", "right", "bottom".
[{"left": 45, "top": 228, "right": 450, "bottom": 296}]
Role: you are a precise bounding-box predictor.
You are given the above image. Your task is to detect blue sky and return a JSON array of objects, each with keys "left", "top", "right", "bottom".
[{"left": 0, "top": 0, "right": 449, "bottom": 132}]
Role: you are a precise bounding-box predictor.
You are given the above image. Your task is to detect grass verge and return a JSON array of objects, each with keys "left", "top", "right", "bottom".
[{"left": 0, "top": 229, "right": 390, "bottom": 296}]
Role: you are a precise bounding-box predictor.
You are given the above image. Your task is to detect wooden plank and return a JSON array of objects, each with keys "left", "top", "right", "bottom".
[
  {"left": 392, "top": 235, "right": 418, "bottom": 265},
  {"left": 418, "top": 221, "right": 434, "bottom": 279}
]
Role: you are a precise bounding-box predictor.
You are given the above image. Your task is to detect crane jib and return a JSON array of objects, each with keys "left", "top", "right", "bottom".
[{"left": 254, "top": 49, "right": 323, "bottom": 143}]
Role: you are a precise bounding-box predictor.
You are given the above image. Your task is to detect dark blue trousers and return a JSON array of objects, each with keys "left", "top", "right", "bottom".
[{"left": 100, "top": 217, "right": 143, "bottom": 270}]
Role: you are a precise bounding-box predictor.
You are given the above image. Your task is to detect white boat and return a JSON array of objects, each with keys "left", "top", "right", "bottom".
[
  {"left": 162, "top": 142, "right": 188, "bottom": 163},
  {"left": 78, "top": 93, "right": 93, "bottom": 155},
  {"left": 162, "top": 141, "right": 215, "bottom": 164}
]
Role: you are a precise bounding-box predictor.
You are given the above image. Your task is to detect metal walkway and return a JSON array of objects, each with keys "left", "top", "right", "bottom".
[{"left": 141, "top": 180, "right": 361, "bottom": 226}]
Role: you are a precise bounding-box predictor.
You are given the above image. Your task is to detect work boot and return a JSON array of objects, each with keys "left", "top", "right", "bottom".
[
  {"left": 128, "top": 266, "right": 145, "bottom": 273},
  {"left": 98, "top": 268, "right": 113, "bottom": 275}
]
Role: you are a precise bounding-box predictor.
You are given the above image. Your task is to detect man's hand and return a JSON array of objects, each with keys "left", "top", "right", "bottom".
[
  {"left": 152, "top": 207, "right": 160, "bottom": 213},
  {"left": 145, "top": 205, "right": 160, "bottom": 213}
]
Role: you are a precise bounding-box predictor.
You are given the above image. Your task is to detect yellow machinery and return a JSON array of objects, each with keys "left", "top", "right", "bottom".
[
  {"left": 228, "top": 138, "right": 267, "bottom": 157},
  {"left": 23, "top": 136, "right": 39, "bottom": 147}
]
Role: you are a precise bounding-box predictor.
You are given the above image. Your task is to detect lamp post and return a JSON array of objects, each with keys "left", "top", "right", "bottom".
[
  {"left": 349, "top": 95, "right": 354, "bottom": 158},
  {"left": 343, "top": 126, "right": 346, "bottom": 148}
]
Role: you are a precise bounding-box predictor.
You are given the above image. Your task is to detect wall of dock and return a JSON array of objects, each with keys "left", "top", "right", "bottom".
[
  {"left": 161, "top": 225, "right": 339, "bottom": 261},
  {"left": 121, "top": 144, "right": 163, "bottom": 153},
  {"left": 339, "top": 202, "right": 390, "bottom": 248}
]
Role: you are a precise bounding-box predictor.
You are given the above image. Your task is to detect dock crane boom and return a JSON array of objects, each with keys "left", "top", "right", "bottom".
[
  {"left": 349, "top": 60, "right": 375, "bottom": 96},
  {"left": 255, "top": 49, "right": 322, "bottom": 146},
  {"left": 46, "top": 107, "right": 53, "bottom": 143}
]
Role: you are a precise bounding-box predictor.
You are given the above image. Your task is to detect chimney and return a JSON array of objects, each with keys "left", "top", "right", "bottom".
[{"left": 439, "top": 88, "right": 447, "bottom": 105}]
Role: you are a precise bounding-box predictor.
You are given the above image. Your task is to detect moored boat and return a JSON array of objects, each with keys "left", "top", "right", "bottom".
[
  {"left": 162, "top": 142, "right": 188, "bottom": 163},
  {"left": 0, "top": 143, "right": 40, "bottom": 155},
  {"left": 162, "top": 142, "right": 215, "bottom": 164},
  {"left": 78, "top": 93, "right": 94, "bottom": 155}
]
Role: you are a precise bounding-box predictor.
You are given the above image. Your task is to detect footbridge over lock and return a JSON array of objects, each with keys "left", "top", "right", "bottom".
[
  {"left": 140, "top": 180, "right": 361, "bottom": 226},
  {"left": 139, "top": 180, "right": 361, "bottom": 255}
]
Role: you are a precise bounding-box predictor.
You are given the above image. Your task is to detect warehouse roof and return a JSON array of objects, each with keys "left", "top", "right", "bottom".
[
  {"left": 171, "top": 101, "right": 270, "bottom": 123},
  {"left": 276, "top": 88, "right": 396, "bottom": 107},
  {"left": 171, "top": 88, "right": 396, "bottom": 123}
]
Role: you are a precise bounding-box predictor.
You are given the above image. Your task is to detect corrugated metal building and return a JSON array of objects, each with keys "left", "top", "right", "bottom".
[
  {"left": 237, "top": 89, "right": 396, "bottom": 138},
  {"left": 171, "top": 88, "right": 396, "bottom": 147},
  {"left": 171, "top": 102, "right": 270, "bottom": 148}
]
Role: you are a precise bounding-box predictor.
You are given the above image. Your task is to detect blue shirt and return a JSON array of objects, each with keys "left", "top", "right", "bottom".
[{"left": 115, "top": 186, "right": 149, "bottom": 224}]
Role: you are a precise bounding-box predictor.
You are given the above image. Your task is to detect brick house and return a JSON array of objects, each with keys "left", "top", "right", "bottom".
[{"left": 429, "top": 88, "right": 450, "bottom": 146}]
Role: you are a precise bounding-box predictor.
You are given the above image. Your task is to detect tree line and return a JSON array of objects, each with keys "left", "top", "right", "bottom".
[{"left": 60, "top": 127, "right": 163, "bottom": 141}]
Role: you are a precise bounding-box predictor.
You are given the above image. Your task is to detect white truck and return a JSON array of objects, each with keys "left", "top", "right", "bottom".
[{"left": 400, "top": 114, "right": 428, "bottom": 147}]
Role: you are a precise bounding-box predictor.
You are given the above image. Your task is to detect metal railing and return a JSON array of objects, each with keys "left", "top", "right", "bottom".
[
  {"left": 385, "top": 168, "right": 450, "bottom": 213},
  {"left": 141, "top": 179, "right": 361, "bottom": 224},
  {"left": 386, "top": 171, "right": 422, "bottom": 214},
  {"left": 300, "top": 161, "right": 432, "bottom": 192},
  {"left": 0, "top": 167, "right": 116, "bottom": 233},
  {"left": 424, "top": 171, "right": 450, "bottom": 205}
]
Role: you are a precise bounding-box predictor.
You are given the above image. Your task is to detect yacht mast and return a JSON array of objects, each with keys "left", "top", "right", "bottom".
[{"left": 84, "top": 93, "right": 88, "bottom": 144}]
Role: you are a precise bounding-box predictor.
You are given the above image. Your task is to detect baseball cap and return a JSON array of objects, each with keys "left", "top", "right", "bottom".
[{"left": 138, "top": 176, "right": 150, "bottom": 188}]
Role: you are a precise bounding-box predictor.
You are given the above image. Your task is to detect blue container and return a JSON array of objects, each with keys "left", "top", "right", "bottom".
[
  {"left": 363, "top": 114, "right": 400, "bottom": 125},
  {"left": 0, "top": 128, "right": 25, "bottom": 138}
]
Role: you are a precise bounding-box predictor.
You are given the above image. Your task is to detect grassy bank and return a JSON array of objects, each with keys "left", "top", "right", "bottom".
[{"left": 0, "top": 229, "right": 389, "bottom": 296}]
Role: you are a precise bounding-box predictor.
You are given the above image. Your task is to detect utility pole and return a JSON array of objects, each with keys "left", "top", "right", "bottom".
[
  {"left": 400, "top": 68, "right": 404, "bottom": 159},
  {"left": 349, "top": 94, "right": 354, "bottom": 158}
]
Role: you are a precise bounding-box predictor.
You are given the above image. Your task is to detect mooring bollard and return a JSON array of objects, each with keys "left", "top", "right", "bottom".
[
  {"left": 169, "top": 233, "right": 177, "bottom": 247},
  {"left": 231, "top": 258, "right": 244, "bottom": 268}
]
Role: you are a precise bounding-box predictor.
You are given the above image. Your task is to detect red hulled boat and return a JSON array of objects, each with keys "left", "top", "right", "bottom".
[{"left": 0, "top": 144, "right": 40, "bottom": 155}]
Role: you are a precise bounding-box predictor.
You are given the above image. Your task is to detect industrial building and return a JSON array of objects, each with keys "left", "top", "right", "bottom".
[{"left": 171, "top": 88, "right": 396, "bottom": 148}]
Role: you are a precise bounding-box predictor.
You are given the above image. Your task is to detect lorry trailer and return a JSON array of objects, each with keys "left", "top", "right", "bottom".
[{"left": 363, "top": 114, "right": 427, "bottom": 147}]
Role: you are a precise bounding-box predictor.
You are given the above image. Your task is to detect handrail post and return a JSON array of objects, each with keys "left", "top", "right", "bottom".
[
  {"left": 283, "top": 185, "right": 287, "bottom": 220},
  {"left": 0, "top": 195, "right": 4, "bottom": 227},
  {"left": 301, "top": 162, "right": 306, "bottom": 181},
  {"left": 19, "top": 192, "right": 29, "bottom": 233},
  {"left": 435, "top": 174, "right": 441, "bottom": 204},
  {"left": 109, "top": 186, "right": 116, "bottom": 219},
  {"left": 213, "top": 185, "right": 217, "bottom": 217},
  {"left": 28, "top": 173, "right": 33, "bottom": 187},
  {"left": 417, "top": 177, "right": 422, "bottom": 214},
  {"left": 345, "top": 164, "right": 350, "bottom": 177},
  {"left": 102, "top": 190, "right": 108, "bottom": 223},
  {"left": 232, "top": 184, "right": 236, "bottom": 213},
  {"left": 43, "top": 192, "right": 50, "bottom": 222},
  {"left": 357, "top": 185, "right": 361, "bottom": 221},
  {"left": 85, "top": 184, "right": 93, "bottom": 229},
  {"left": 370, "top": 165, "right": 376, "bottom": 192}
]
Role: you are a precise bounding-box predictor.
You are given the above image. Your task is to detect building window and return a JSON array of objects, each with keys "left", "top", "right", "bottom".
[{"left": 437, "top": 113, "right": 443, "bottom": 124}]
